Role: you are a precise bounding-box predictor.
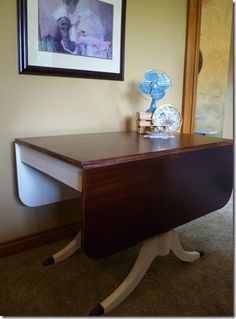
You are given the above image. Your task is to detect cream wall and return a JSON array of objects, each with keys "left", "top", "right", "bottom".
[
  {"left": 0, "top": 0, "right": 187, "bottom": 243},
  {"left": 223, "top": 22, "right": 233, "bottom": 139},
  {"left": 195, "top": 0, "right": 233, "bottom": 137}
]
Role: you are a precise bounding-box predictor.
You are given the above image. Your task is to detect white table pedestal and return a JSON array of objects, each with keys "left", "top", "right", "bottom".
[{"left": 42, "top": 229, "right": 202, "bottom": 316}]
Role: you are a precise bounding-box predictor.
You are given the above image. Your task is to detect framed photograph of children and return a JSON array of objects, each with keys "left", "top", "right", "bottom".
[{"left": 17, "top": 0, "right": 126, "bottom": 80}]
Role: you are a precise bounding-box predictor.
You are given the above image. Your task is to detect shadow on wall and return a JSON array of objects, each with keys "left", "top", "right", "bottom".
[
  {"left": 124, "top": 117, "right": 132, "bottom": 132},
  {"left": 124, "top": 81, "right": 145, "bottom": 131},
  {"left": 125, "top": 81, "right": 143, "bottom": 108}
]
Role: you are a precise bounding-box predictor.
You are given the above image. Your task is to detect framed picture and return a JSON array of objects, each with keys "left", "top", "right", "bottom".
[{"left": 17, "top": 0, "right": 126, "bottom": 80}]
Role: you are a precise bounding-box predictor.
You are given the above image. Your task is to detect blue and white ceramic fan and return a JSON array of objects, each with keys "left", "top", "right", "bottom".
[{"left": 138, "top": 70, "right": 171, "bottom": 113}]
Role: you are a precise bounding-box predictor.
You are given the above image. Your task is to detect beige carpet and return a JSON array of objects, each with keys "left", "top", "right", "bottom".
[{"left": 0, "top": 197, "right": 233, "bottom": 316}]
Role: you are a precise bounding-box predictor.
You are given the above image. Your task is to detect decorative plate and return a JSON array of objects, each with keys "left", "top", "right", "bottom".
[{"left": 152, "top": 104, "right": 182, "bottom": 132}]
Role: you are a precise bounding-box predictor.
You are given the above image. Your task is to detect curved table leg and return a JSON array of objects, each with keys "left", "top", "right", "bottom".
[
  {"left": 42, "top": 231, "right": 81, "bottom": 266},
  {"left": 89, "top": 230, "right": 201, "bottom": 316},
  {"left": 170, "top": 230, "right": 201, "bottom": 262}
]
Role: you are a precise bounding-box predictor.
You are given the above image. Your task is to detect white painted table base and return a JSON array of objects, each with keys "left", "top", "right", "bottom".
[
  {"left": 42, "top": 228, "right": 201, "bottom": 316},
  {"left": 90, "top": 229, "right": 201, "bottom": 315}
]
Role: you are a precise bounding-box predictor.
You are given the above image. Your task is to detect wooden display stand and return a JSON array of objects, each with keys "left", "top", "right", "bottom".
[{"left": 136, "top": 112, "right": 154, "bottom": 134}]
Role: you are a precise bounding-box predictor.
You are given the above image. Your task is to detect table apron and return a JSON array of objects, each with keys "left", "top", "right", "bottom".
[{"left": 15, "top": 143, "right": 81, "bottom": 207}]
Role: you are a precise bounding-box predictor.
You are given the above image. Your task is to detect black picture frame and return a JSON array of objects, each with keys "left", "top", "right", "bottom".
[{"left": 17, "top": 0, "right": 126, "bottom": 80}]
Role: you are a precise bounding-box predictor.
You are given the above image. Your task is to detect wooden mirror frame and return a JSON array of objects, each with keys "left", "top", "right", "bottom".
[{"left": 181, "top": 0, "right": 202, "bottom": 133}]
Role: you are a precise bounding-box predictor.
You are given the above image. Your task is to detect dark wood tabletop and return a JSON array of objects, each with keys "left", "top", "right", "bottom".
[
  {"left": 15, "top": 131, "right": 233, "bottom": 168},
  {"left": 15, "top": 131, "right": 233, "bottom": 258}
]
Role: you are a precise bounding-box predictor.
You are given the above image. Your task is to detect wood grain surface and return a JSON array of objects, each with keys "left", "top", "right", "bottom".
[
  {"left": 82, "top": 144, "right": 233, "bottom": 258},
  {"left": 15, "top": 132, "right": 232, "bottom": 168}
]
